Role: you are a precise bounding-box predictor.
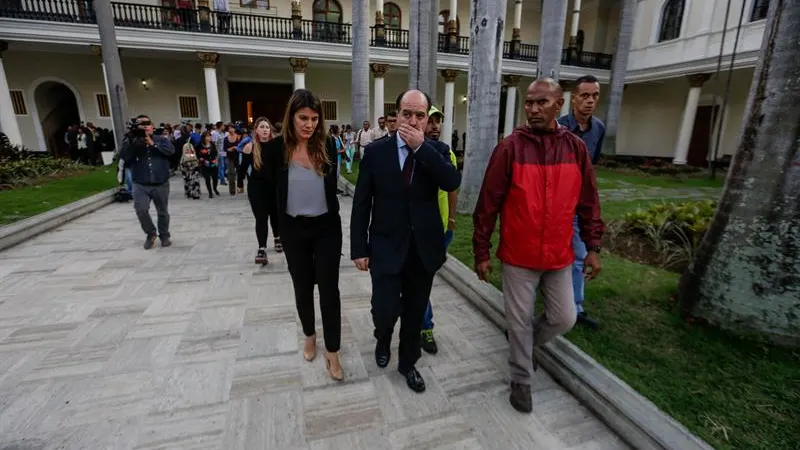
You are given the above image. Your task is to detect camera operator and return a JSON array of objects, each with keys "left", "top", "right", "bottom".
[{"left": 120, "top": 114, "right": 176, "bottom": 250}]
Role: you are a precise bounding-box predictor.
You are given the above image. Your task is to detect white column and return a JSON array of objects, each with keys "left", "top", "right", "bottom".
[
  {"left": 570, "top": 0, "right": 582, "bottom": 38},
  {"left": 289, "top": 57, "right": 308, "bottom": 91},
  {"left": 673, "top": 74, "right": 709, "bottom": 165},
  {"left": 441, "top": 69, "right": 458, "bottom": 149},
  {"left": 0, "top": 56, "right": 22, "bottom": 147},
  {"left": 503, "top": 75, "right": 520, "bottom": 137},
  {"left": 371, "top": 64, "right": 388, "bottom": 124},
  {"left": 376, "top": 0, "right": 384, "bottom": 14},
  {"left": 198, "top": 52, "right": 221, "bottom": 123},
  {"left": 560, "top": 80, "right": 572, "bottom": 117},
  {"left": 0, "top": 42, "right": 21, "bottom": 147},
  {"left": 450, "top": 0, "right": 457, "bottom": 21},
  {"left": 513, "top": 0, "right": 522, "bottom": 29}
]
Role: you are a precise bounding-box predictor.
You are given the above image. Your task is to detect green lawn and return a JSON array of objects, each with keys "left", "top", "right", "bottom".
[
  {"left": 342, "top": 162, "right": 797, "bottom": 449},
  {"left": 595, "top": 167, "right": 726, "bottom": 189},
  {"left": 0, "top": 169, "right": 118, "bottom": 225}
]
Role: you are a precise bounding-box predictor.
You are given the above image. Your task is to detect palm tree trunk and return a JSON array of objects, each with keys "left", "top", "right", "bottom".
[
  {"left": 537, "top": 0, "right": 567, "bottom": 79},
  {"left": 94, "top": 0, "right": 128, "bottom": 156},
  {"left": 678, "top": 0, "right": 800, "bottom": 347},
  {"left": 428, "top": 0, "right": 439, "bottom": 103},
  {"left": 456, "top": 0, "right": 507, "bottom": 213},
  {"left": 601, "top": 0, "right": 636, "bottom": 156},
  {"left": 351, "top": 0, "right": 370, "bottom": 129},
  {"left": 408, "top": 0, "right": 434, "bottom": 93}
]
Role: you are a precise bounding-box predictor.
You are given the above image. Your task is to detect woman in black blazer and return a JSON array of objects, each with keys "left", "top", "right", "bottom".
[{"left": 264, "top": 89, "right": 344, "bottom": 381}]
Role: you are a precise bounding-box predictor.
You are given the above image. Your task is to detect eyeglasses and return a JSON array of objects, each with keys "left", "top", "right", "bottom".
[{"left": 138, "top": 120, "right": 153, "bottom": 126}]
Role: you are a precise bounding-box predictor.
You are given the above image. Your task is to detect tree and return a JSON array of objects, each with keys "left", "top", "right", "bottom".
[
  {"left": 407, "top": 0, "right": 434, "bottom": 93},
  {"left": 678, "top": 0, "right": 800, "bottom": 347},
  {"left": 537, "top": 0, "right": 567, "bottom": 79},
  {"left": 456, "top": 0, "right": 507, "bottom": 213},
  {"left": 351, "top": 0, "right": 369, "bottom": 129},
  {"left": 94, "top": 0, "right": 128, "bottom": 155},
  {"left": 601, "top": 0, "right": 636, "bottom": 156}
]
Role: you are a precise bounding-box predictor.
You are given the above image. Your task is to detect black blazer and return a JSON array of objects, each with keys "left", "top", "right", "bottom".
[
  {"left": 350, "top": 136, "right": 461, "bottom": 275},
  {"left": 264, "top": 135, "right": 341, "bottom": 219}
]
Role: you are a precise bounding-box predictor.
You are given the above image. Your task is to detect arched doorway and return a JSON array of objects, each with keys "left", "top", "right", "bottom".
[{"left": 33, "top": 80, "right": 80, "bottom": 156}]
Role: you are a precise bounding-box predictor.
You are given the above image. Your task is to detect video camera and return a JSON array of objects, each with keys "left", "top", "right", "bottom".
[{"left": 127, "top": 117, "right": 147, "bottom": 139}]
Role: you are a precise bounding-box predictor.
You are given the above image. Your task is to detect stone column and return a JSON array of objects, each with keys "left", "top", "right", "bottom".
[
  {"left": 289, "top": 57, "right": 308, "bottom": 91},
  {"left": 510, "top": 0, "right": 522, "bottom": 58},
  {"left": 374, "top": 0, "right": 385, "bottom": 46},
  {"left": 0, "top": 41, "right": 22, "bottom": 147},
  {"left": 446, "top": 0, "right": 458, "bottom": 52},
  {"left": 441, "top": 69, "right": 459, "bottom": 149},
  {"left": 559, "top": 79, "right": 572, "bottom": 117},
  {"left": 503, "top": 75, "right": 521, "bottom": 137},
  {"left": 291, "top": 1, "right": 302, "bottom": 39},
  {"left": 198, "top": 52, "right": 221, "bottom": 123},
  {"left": 673, "top": 74, "right": 710, "bottom": 165},
  {"left": 371, "top": 63, "right": 388, "bottom": 124},
  {"left": 567, "top": 0, "right": 582, "bottom": 62}
]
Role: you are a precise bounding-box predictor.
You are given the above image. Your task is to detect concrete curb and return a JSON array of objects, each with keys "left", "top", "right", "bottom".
[
  {"left": 338, "top": 176, "right": 713, "bottom": 450},
  {"left": 0, "top": 187, "right": 118, "bottom": 252}
]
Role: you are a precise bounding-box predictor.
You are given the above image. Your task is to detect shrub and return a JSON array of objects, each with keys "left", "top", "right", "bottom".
[
  {"left": 623, "top": 200, "right": 716, "bottom": 245},
  {"left": 0, "top": 139, "right": 82, "bottom": 189}
]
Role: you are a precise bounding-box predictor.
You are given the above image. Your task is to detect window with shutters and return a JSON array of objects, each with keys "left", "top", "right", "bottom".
[
  {"left": 657, "top": 0, "right": 685, "bottom": 42},
  {"left": 178, "top": 95, "right": 200, "bottom": 119},
  {"left": 96, "top": 93, "right": 110, "bottom": 117},
  {"left": 10, "top": 90, "right": 27, "bottom": 115},
  {"left": 321, "top": 100, "right": 337, "bottom": 121}
]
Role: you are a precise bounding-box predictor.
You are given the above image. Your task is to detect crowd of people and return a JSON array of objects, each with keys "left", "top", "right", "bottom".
[
  {"left": 61, "top": 122, "right": 116, "bottom": 164},
  {"left": 118, "top": 74, "right": 606, "bottom": 413}
]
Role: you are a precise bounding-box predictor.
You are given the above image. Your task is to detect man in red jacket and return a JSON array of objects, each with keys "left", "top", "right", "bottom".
[{"left": 472, "top": 78, "right": 604, "bottom": 413}]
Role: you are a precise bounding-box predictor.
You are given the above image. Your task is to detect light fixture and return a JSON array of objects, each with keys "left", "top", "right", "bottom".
[
  {"left": 141, "top": 79, "right": 149, "bottom": 91},
  {"left": 460, "top": 95, "right": 467, "bottom": 104}
]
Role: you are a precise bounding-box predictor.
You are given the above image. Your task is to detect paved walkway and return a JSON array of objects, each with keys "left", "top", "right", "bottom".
[{"left": 0, "top": 178, "right": 627, "bottom": 450}]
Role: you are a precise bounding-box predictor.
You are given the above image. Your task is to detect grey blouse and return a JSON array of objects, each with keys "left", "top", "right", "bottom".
[{"left": 286, "top": 162, "right": 328, "bottom": 217}]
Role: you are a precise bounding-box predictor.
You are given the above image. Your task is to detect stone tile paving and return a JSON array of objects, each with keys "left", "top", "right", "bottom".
[{"left": 0, "top": 178, "right": 628, "bottom": 449}]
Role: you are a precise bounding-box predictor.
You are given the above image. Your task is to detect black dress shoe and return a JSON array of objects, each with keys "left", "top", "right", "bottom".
[
  {"left": 375, "top": 345, "right": 390, "bottom": 368},
  {"left": 399, "top": 367, "right": 426, "bottom": 393},
  {"left": 577, "top": 312, "right": 600, "bottom": 330}
]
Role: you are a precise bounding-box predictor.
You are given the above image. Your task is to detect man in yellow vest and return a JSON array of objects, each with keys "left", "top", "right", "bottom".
[{"left": 421, "top": 105, "right": 458, "bottom": 354}]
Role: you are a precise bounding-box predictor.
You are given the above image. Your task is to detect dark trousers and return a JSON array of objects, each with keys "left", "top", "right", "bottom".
[
  {"left": 282, "top": 213, "right": 342, "bottom": 352},
  {"left": 371, "top": 240, "right": 435, "bottom": 372},
  {"left": 132, "top": 182, "right": 170, "bottom": 239},
  {"left": 226, "top": 155, "right": 238, "bottom": 194},
  {"left": 201, "top": 167, "right": 218, "bottom": 195},
  {"left": 247, "top": 184, "right": 279, "bottom": 248}
]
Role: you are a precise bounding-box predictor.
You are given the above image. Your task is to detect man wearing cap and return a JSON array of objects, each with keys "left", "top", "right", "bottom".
[{"left": 420, "top": 105, "right": 458, "bottom": 354}]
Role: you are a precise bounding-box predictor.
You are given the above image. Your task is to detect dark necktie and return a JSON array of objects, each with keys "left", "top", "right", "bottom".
[{"left": 402, "top": 147, "right": 414, "bottom": 186}]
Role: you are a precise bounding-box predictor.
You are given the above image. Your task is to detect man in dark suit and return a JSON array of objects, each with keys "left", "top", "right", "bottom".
[{"left": 351, "top": 89, "right": 461, "bottom": 393}]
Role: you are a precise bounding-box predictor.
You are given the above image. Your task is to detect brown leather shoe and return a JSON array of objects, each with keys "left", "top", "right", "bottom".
[
  {"left": 509, "top": 382, "right": 532, "bottom": 413},
  {"left": 303, "top": 335, "right": 317, "bottom": 361},
  {"left": 325, "top": 351, "right": 344, "bottom": 381}
]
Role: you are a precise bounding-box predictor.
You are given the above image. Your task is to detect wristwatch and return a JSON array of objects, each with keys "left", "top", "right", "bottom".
[{"left": 588, "top": 245, "right": 602, "bottom": 254}]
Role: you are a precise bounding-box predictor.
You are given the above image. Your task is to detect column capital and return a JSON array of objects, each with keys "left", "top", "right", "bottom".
[
  {"left": 289, "top": 57, "right": 308, "bottom": 74},
  {"left": 687, "top": 73, "right": 710, "bottom": 88},
  {"left": 291, "top": 0, "right": 302, "bottom": 16},
  {"left": 503, "top": 74, "right": 521, "bottom": 87},
  {"left": 370, "top": 63, "right": 389, "bottom": 78},
  {"left": 375, "top": 10, "right": 384, "bottom": 25},
  {"left": 197, "top": 52, "right": 220, "bottom": 68},
  {"left": 0, "top": 41, "right": 8, "bottom": 56},
  {"left": 440, "top": 69, "right": 459, "bottom": 83}
]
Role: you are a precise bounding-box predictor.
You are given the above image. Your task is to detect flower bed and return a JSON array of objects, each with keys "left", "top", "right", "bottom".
[{"left": 0, "top": 142, "right": 83, "bottom": 189}]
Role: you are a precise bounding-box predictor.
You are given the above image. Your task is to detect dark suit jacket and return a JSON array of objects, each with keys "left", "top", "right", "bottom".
[
  {"left": 263, "top": 135, "right": 341, "bottom": 220},
  {"left": 350, "top": 136, "right": 461, "bottom": 275}
]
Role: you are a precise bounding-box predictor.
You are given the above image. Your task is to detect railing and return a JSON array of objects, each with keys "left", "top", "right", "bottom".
[{"left": 0, "top": 0, "right": 613, "bottom": 69}]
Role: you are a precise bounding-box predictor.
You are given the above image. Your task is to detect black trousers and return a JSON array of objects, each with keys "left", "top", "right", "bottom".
[
  {"left": 282, "top": 213, "right": 342, "bottom": 352},
  {"left": 247, "top": 183, "right": 279, "bottom": 248},
  {"left": 201, "top": 167, "right": 218, "bottom": 195},
  {"left": 371, "top": 240, "right": 435, "bottom": 372}
]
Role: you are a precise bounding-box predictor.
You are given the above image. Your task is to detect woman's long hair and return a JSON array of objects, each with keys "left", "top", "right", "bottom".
[
  {"left": 281, "top": 89, "right": 328, "bottom": 175},
  {"left": 251, "top": 117, "right": 274, "bottom": 171}
]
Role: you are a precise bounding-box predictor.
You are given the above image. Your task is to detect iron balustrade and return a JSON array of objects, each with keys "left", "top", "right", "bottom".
[{"left": 0, "top": 0, "right": 612, "bottom": 69}]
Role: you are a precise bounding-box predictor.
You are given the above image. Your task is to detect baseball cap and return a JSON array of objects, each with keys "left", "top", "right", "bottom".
[{"left": 428, "top": 105, "right": 444, "bottom": 118}]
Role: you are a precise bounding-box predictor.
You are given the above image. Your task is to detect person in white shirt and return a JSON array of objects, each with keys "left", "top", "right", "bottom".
[
  {"left": 214, "top": 0, "right": 230, "bottom": 33},
  {"left": 370, "top": 116, "right": 388, "bottom": 141},
  {"left": 356, "top": 120, "right": 372, "bottom": 159},
  {"left": 342, "top": 125, "right": 356, "bottom": 174}
]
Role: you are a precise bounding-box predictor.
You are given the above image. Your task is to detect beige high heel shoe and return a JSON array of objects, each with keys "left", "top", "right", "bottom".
[
  {"left": 325, "top": 351, "right": 344, "bottom": 381},
  {"left": 303, "top": 335, "right": 317, "bottom": 361}
]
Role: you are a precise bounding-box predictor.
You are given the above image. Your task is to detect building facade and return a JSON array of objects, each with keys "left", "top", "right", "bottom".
[{"left": 0, "top": 0, "right": 771, "bottom": 164}]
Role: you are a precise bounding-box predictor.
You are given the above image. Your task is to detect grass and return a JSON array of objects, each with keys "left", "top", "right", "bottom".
[
  {"left": 595, "top": 167, "right": 726, "bottom": 189},
  {"left": 0, "top": 168, "right": 118, "bottom": 225},
  {"left": 340, "top": 162, "right": 797, "bottom": 449}
]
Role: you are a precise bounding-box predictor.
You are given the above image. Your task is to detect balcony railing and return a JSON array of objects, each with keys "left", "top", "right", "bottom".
[{"left": 0, "top": 0, "right": 613, "bottom": 69}]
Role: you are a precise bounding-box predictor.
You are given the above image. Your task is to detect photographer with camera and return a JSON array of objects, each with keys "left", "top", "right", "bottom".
[{"left": 119, "top": 114, "right": 176, "bottom": 250}]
